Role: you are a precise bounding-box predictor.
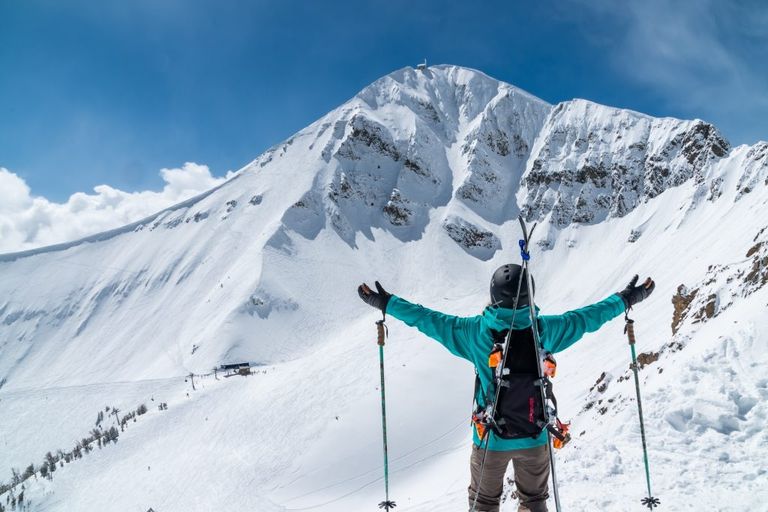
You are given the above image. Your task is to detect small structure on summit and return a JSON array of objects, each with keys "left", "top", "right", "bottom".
[{"left": 416, "top": 59, "right": 427, "bottom": 71}]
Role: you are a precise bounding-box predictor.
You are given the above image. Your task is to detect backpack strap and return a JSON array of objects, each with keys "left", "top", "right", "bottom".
[{"left": 537, "top": 376, "right": 571, "bottom": 448}]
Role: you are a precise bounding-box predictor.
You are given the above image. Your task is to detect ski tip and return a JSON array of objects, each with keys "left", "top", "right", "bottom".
[{"left": 641, "top": 496, "right": 660, "bottom": 509}]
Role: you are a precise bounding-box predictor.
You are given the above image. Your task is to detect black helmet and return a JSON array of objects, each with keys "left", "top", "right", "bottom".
[{"left": 489, "top": 264, "right": 535, "bottom": 309}]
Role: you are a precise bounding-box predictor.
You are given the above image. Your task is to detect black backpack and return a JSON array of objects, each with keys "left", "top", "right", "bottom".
[{"left": 474, "top": 327, "right": 568, "bottom": 444}]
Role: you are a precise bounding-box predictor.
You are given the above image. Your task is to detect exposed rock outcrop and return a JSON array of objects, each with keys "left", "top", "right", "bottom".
[{"left": 442, "top": 216, "right": 501, "bottom": 260}]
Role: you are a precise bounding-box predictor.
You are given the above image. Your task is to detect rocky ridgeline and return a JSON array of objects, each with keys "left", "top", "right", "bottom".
[
  {"left": 519, "top": 100, "right": 731, "bottom": 227},
  {"left": 24, "top": 66, "right": 760, "bottom": 261},
  {"left": 267, "top": 66, "right": 765, "bottom": 258}
]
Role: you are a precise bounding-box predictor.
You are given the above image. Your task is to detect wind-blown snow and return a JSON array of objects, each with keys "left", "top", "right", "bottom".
[{"left": 1, "top": 64, "right": 766, "bottom": 511}]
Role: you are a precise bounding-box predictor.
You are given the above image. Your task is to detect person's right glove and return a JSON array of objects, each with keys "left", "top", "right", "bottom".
[
  {"left": 617, "top": 275, "right": 655, "bottom": 309},
  {"left": 357, "top": 281, "right": 392, "bottom": 313}
]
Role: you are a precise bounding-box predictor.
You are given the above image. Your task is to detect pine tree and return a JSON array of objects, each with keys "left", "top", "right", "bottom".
[
  {"left": 104, "top": 426, "right": 119, "bottom": 444},
  {"left": 44, "top": 452, "right": 56, "bottom": 475},
  {"left": 21, "top": 464, "right": 34, "bottom": 482},
  {"left": 91, "top": 428, "right": 102, "bottom": 447}
]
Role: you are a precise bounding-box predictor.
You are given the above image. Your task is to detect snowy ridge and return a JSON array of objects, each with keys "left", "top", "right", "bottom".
[
  {"left": 1, "top": 65, "right": 767, "bottom": 511},
  {"left": 0, "top": 178, "right": 240, "bottom": 264},
  {"left": 519, "top": 99, "right": 732, "bottom": 228}
]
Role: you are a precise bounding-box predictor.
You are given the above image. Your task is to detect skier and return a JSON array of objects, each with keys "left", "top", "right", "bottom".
[{"left": 358, "top": 267, "right": 655, "bottom": 512}]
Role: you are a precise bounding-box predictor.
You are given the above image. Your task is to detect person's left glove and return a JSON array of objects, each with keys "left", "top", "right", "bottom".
[
  {"left": 617, "top": 274, "right": 655, "bottom": 309},
  {"left": 357, "top": 281, "right": 391, "bottom": 313}
]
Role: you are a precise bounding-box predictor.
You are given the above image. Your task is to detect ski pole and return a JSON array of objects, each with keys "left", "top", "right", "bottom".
[
  {"left": 625, "top": 314, "right": 660, "bottom": 510},
  {"left": 469, "top": 428, "right": 492, "bottom": 512},
  {"left": 376, "top": 315, "right": 396, "bottom": 511},
  {"left": 524, "top": 257, "right": 562, "bottom": 512}
]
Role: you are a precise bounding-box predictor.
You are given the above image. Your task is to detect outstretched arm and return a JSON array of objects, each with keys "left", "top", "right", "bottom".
[
  {"left": 538, "top": 275, "right": 655, "bottom": 353},
  {"left": 386, "top": 296, "right": 477, "bottom": 361},
  {"left": 357, "top": 282, "right": 477, "bottom": 362},
  {"left": 538, "top": 294, "right": 625, "bottom": 353}
]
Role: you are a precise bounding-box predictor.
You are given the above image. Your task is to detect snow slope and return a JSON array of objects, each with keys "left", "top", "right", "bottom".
[{"left": 1, "top": 65, "right": 767, "bottom": 511}]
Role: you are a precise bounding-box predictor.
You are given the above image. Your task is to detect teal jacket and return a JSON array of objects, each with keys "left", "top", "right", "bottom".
[{"left": 386, "top": 293, "right": 626, "bottom": 451}]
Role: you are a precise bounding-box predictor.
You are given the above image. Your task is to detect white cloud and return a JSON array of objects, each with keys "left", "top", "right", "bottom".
[{"left": 0, "top": 163, "right": 234, "bottom": 254}]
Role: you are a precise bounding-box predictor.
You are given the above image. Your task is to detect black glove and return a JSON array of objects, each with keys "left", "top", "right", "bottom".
[
  {"left": 617, "top": 275, "right": 655, "bottom": 309},
  {"left": 358, "top": 281, "right": 391, "bottom": 313}
]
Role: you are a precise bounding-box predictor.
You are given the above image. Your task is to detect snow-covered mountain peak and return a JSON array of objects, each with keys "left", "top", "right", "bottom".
[
  {"left": 265, "top": 64, "right": 552, "bottom": 255},
  {"left": 356, "top": 65, "right": 550, "bottom": 122}
]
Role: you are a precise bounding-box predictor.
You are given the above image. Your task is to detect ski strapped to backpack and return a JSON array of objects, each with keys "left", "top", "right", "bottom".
[
  {"left": 469, "top": 216, "right": 567, "bottom": 512},
  {"left": 519, "top": 217, "right": 564, "bottom": 512}
]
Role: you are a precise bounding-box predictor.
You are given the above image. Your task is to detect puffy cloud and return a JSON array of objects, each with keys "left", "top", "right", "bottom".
[
  {"left": 0, "top": 163, "right": 234, "bottom": 254},
  {"left": 0, "top": 168, "right": 34, "bottom": 213}
]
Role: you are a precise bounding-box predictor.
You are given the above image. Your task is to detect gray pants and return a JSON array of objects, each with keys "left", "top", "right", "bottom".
[{"left": 467, "top": 444, "right": 550, "bottom": 512}]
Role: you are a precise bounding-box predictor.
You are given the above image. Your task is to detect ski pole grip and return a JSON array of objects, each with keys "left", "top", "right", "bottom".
[
  {"left": 377, "top": 320, "right": 387, "bottom": 346},
  {"left": 625, "top": 320, "right": 636, "bottom": 345}
]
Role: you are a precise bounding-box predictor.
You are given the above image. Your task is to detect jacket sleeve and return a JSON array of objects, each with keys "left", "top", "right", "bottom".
[
  {"left": 385, "top": 295, "right": 477, "bottom": 362},
  {"left": 538, "top": 294, "right": 626, "bottom": 354}
]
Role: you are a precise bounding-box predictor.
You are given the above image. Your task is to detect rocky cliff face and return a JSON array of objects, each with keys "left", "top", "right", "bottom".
[
  {"left": 274, "top": 67, "right": 761, "bottom": 256},
  {"left": 519, "top": 99, "right": 731, "bottom": 227},
  {"left": 274, "top": 65, "right": 551, "bottom": 256}
]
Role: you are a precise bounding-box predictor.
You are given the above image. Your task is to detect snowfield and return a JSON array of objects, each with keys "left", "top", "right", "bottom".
[{"left": 1, "top": 65, "right": 767, "bottom": 512}]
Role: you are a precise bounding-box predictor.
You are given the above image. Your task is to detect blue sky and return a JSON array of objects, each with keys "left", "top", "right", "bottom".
[{"left": 1, "top": 0, "right": 767, "bottom": 202}]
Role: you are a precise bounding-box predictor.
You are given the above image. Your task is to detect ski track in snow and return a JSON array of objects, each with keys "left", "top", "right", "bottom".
[{"left": 1, "top": 65, "right": 767, "bottom": 511}]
